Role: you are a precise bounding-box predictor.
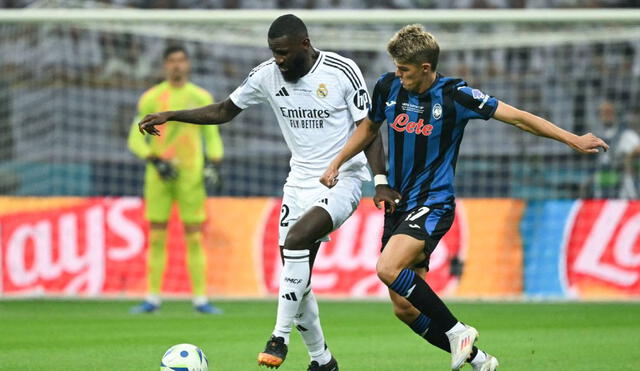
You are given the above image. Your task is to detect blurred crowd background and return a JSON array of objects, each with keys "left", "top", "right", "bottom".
[
  {"left": 1, "top": 0, "right": 639, "bottom": 9},
  {"left": 0, "top": 1, "right": 639, "bottom": 199}
]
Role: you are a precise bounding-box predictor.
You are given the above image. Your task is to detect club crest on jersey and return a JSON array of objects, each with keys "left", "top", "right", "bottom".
[
  {"left": 432, "top": 103, "right": 442, "bottom": 120},
  {"left": 316, "top": 83, "right": 328, "bottom": 98},
  {"left": 472, "top": 89, "right": 485, "bottom": 100}
]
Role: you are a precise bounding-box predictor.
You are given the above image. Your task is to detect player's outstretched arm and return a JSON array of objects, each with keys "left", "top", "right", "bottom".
[
  {"left": 361, "top": 125, "right": 402, "bottom": 213},
  {"left": 138, "top": 98, "right": 243, "bottom": 136},
  {"left": 320, "top": 116, "right": 382, "bottom": 188},
  {"left": 493, "top": 101, "right": 609, "bottom": 154}
]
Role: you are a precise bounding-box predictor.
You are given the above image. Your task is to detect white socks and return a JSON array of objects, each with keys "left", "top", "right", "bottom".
[
  {"left": 146, "top": 294, "right": 161, "bottom": 306},
  {"left": 273, "top": 250, "right": 332, "bottom": 365},
  {"left": 445, "top": 321, "right": 466, "bottom": 336},
  {"left": 471, "top": 350, "right": 488, "bottom": 365},
  {"left": 192, "top": 296, "right": 208, "bottom": 306},
  {"left": 273, "top": 249, "right": 310, "bottom": 344},
  {"left": 294, "top": 290, "right": 332, "bottom": 365}
]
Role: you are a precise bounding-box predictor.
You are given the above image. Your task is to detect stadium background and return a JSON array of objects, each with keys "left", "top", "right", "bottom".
[
  {"left": 1, "top": 2, "right": 640, "bottom": 371},
  {"left": 0, "top": 1, "right": 639, "bottom": 301}
]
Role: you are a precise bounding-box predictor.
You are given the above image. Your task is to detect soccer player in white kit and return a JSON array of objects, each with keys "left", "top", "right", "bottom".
[{"left": 138, "top": 14, "right": 391, "bottom": 371}]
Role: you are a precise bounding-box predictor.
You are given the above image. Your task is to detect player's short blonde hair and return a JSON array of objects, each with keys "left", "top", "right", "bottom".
[{"left": 387, "top": 24, "right": 440, "bottom": 70}]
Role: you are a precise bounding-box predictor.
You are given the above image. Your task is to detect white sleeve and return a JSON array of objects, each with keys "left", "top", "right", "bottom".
[
  {"left": 620, "top": 129, "right": 640, "bottom": 154},
  {"left": 341, "top": 59, "right": 371, "bottom": 122},
  {"left": 229, "top": 70, "right": 267, "bottom": 109}
]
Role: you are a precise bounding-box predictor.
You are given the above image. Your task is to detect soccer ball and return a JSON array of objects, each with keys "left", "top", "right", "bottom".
[{"left": 160, "top": 343, "right": 209, "bottom": 371}]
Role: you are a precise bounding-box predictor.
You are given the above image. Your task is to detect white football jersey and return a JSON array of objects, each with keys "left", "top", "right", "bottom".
[{"left": 229, "top": 50, "right": 371, "bottom": 187}]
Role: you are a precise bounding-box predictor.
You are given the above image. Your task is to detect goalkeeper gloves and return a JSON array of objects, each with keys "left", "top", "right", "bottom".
[
  {"left": 149, "top": 157, "right": 178, "bottom": 181},
  {"left": 204, "top": 160, "right": 223, "bottom": 190}
]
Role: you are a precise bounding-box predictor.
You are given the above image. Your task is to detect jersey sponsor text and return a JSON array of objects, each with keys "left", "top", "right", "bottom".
[{"left": 390, "top": 113, "right": 434, "bottom": 136}]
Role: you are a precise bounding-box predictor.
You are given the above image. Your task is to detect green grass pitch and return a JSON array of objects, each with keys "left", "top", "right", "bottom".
[{"left": 1, "top": 300, "right": 638, "bottom": 370}]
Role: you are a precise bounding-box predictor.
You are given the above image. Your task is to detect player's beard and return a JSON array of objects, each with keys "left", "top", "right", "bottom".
[{"left": 280, "top": 52, "right": 308, "bottom": 82}]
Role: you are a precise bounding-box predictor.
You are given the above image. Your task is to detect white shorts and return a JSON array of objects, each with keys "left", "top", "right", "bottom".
[{"left": 278, "top": 176, "right": 363, "bottom": 246}]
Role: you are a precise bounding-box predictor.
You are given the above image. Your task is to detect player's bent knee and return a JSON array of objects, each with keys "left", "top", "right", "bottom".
[
  {"left": 183, "top": 223, "right": 202, "bottom": 234},
  {"left": 150, "top": 222, "right": 168, "bottom": 230},
  {"left": 376, "top": 260, "right": 401, "bottom": 286},
  {"left": 283, "top": 229, "right": 312, "bottom": 250}
]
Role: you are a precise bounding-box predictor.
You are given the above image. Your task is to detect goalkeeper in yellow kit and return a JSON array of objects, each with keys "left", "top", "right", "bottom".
[{"left": 128, "top": 45, "right": 224, "bottom": 314}]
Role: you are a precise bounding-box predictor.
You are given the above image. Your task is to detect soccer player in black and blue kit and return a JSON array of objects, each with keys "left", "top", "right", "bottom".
[{"left": 320, "top": 25, "right": 608, "bottom": 371}]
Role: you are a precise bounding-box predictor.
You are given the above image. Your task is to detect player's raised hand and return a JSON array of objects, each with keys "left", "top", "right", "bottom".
[
  {"left": 138, "top": 111, "right": 173, "bottom": 135},
  {"left": 374, "top": 185, "right": 402, "bottom": 214},
  {"left": 320, "top": 165, "right": 340, "bottom": 188},
  {"left": 571, "top": 133, "right": 609, "bottom": 154}
]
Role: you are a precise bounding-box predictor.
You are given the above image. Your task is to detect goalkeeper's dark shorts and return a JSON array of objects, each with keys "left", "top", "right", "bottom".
[{"left": 381, "top": 203, "right": 455, "bottom": 270}]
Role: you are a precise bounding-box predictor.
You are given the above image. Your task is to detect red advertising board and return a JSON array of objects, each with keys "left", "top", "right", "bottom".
[
  {"left": 1, "top": 196, "right": 523, "bottom": 299},
  {"left": 565, "top": 200, "right": 640, "bottom": 297},
  {"left": 0, "top": 198, "right": 146, "bottom": 296}
]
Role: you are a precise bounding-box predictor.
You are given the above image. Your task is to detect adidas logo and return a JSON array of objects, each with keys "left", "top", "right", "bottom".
[
  {"left": 275, "top": 86, "right": 290, "bottom": 96},
  {"left": 281, "top": 292, "right": 298, "bottom": 301},
  {"left": 319, "top": 198, "right": 328, "bottom": 205},
  {"left": 460, "top": 336, "right": 471, "bottom": 350}
]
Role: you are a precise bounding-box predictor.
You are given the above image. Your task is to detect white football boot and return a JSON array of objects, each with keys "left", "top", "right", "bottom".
[
  {"left": 472, "top": 354, "right": 499, "bottom": 371},
  {"left": 446, "top": 325, "right": 478, "bottom": 370}
]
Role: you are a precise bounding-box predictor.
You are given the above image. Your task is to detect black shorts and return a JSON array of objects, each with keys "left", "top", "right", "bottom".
[{"left": 381, "top": 204, "right": 455, "bottom": 269}]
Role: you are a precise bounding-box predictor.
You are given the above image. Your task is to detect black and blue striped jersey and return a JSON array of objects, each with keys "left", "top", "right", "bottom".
[{"left": 369, "top": 72, "right": 499, "bottom": 211}]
